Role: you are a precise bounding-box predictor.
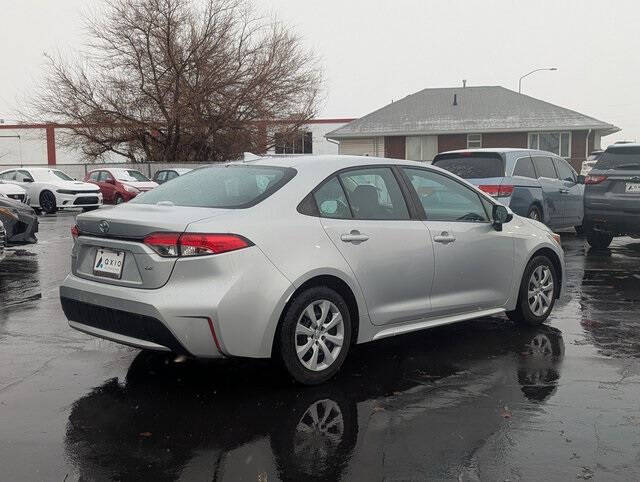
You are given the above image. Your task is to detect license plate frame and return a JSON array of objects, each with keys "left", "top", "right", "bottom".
[
  {"left": 625, "top": 182, "right": 640, "bottom": 193},
  {"left": 93, "top": 248, "right": 125, "bottom": 279}
]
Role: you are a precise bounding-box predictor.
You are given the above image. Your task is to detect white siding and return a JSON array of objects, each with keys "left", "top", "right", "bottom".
[{"left": 339, "top": 138, "right": 377, "bottom": 156}]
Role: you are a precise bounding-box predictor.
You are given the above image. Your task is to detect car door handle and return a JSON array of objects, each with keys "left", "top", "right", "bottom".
[
  {"left": 433, "top": 232, "right": 456, "bottom": 244},
  {"left": 340, "top": 231, "right": 369, "bottom": 243}
]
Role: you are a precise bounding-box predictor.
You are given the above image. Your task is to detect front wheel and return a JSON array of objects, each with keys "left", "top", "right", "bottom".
[
  {"left": 39, "top": 190, "right": 57, "bottom": 214},
  {"left": 507, "top": 255, "right": 558, "bottom": 325},
  {"left": 278, "top": 287, "right": 352, "bottom": 385},
  {"left": 527, "top": 206, "right": 542, "bottom": 222},
  {"left": 586, "top": 230, "right": 613, "bottom": 249}
]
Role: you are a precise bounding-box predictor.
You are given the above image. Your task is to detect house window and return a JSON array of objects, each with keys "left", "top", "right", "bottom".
[
  {"left": 275, "top": 131, "right": 313, "bottom": 154},
  {"left": 528, "top": 132, "right": 571, "bottom": 158},
  {"left": 467, "top": 134, "right": 482, "bottom": 149}
]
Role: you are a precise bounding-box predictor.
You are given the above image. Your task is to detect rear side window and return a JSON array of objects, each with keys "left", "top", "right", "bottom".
[
  {"left": 313, "top": 177, "right": 352, "bottom": 219},
  {"left": 595, "top": 146, "right": 640, "bottom": 170},
  {"left": 338, "top": 168, "right": 410, "bottom": 220},
  {"left": 513, "top": 157, "right": 536, "bottom": 179},
  {"left": 131, "top": 165, "right": 295, "bottom": 208},
  {"left": 432, "top": 153, "right": 505, "bottom": 179},
  {"left": 154, "top": 171, "right": 167, "bottom": 182},
  {"left": 532, "top": 157, "right": 557, "bottom": 179}
]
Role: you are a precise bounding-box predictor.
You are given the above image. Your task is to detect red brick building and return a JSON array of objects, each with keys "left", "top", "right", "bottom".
[{"left": 327, "top": 86, "right": 619, "bottom": 171}]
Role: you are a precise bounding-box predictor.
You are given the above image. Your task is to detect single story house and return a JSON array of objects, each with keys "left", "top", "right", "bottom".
[{"left": 326, "top": 86, "right": 619, "bottom": 171}]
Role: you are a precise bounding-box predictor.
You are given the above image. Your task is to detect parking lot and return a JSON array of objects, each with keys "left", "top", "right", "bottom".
[{"left": 1, "top": 210, "right": 640, "bottom": 480}]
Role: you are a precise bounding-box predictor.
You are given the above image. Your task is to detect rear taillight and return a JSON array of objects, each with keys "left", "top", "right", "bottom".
[
  {"left": 144, "top": 232, "right": 252, "bottom": 257},
  {"left": 584, "top": 175, "right": 607, "bottom": 184},
  {"left": 71, "top": 224, "right": 80, "bottom": 239},
  {"left": 479, "top": 184, "right": 514, "bottom": 197}
]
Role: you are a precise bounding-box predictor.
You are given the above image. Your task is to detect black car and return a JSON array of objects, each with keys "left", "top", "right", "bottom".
[
  {"left": 583, "top": 143, "right": 640, "bottom": 248},
  {"left": 0, "top": 196, "right": 38, "bottom": 244}
]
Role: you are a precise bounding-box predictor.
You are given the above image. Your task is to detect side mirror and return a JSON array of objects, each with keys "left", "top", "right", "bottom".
[
  {"left": 106, "top": 178, "right": 115, "bottom": 185},
  {"left": 23, "top": 178, "right": 34, "bottom": 183},
  {"left": 576, "top": 175, "right": 585, "bottom": 184},
  {"left": 492, "top": 204, "right": 513, "bottom": 231}
]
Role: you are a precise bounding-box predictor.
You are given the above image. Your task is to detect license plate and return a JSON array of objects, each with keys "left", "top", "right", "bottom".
[
  {"left": 93, "top": 248, "right": 125, "bottom": 278},
  {"left": 625, "top": 183, "right": 640, "bottom": 193}
]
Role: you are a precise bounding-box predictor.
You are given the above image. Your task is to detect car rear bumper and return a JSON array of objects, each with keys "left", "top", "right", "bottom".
[
  {"left": 584, "top": 207, "right": 640, "bottom": 235},
  {"left": 59, "top": 247, "right": 294, "bottom": 358}
]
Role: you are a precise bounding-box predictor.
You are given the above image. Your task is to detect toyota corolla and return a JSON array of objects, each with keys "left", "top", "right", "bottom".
[{"left": 60, "top": 156, "right": 564, "bottom": 384}]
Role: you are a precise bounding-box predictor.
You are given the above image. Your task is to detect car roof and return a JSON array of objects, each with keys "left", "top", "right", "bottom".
[
  {"left": 436, "top": 148, "right": 557, "bottom": 156},
  {"left": 231, "top": 154, "right": 429, "bottom": 171},
  {"left": 605, "top": 142, "right": 640, "bottom": 150}
]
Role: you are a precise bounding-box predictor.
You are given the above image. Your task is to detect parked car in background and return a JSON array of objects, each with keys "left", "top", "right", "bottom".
[
  {"left": 153, "top": 168, "right": 193, "bottom": 184},
  {"left": 60, "top": 155, "right": 564, "bottom": 385},
  {"left": 432, "top": 149, "right": 584, "bottom": 231},
  {"left": 583, "top": 143, "right": 640, "bottom": 248},
  {"left": 85, "top": 168, "right": 158, "bottom": 204},
  {"left": 0, "top": 220, "right": 5, "bottom": 264},
  {"left": 580, "top": 150, "right": 603, "bottom": 176},
  {"left": 0, "top": 168, "right": 102, "bottom": 214},
  {"left": 0, "top": 196, "right": 38, "bottom": 244},
  {"left": 0, "top": 181, "right": 29, "bottom": 204}
]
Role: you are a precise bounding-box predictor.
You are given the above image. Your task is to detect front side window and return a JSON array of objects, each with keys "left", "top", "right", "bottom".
[
  {"left": 554, "top": 158, "right": 576, "bottom": 182},
  {"left": 98, "top": 171, "right": 113, "bottom": 182},
  {"left": 88, "top": 171, "right": 100, "bottom": 181},
  {"left": 17, "top": 170, "right": 34, "bottom": 182},
  {"left": 532, "top": 156, "right": 558, "bottom": 179},
  {"left": 402, "top": 168, "right": 489, "bottom": 222},
  {"left": 528, "top": 132, "right": 571, "bottom": 157},
  {"left": 131, "top": 165, "right": 295, "bottom": 208},
  {"left": 275, "top": 131, "right": 313, "bottom": 154},
  {"left": 512, "top": 157, "right": 537, "bottom": 179},
  {"left": 338, "top": 168, "right": 409, "bottom": 220},
  {"left": 467, "top": 133, "right": 482, "bottom": 149},
  {"left": 313, "top": 176, "right": 352, "bottom": 219}
]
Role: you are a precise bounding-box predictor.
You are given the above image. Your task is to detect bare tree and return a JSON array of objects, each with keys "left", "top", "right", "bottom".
[{"left": 32, "top": 0, "right": 322, "bottom": 162}]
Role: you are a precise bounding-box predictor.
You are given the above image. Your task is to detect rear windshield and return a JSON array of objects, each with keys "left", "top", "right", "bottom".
[
  {"left": 432, "top": 153, "right": 505, "bottom": 179},
  {"left": 131, "top": 165, "right": 295, "bottom": 208},
  {"left": 594, "top": 146, "right": 640, "bottom": 170}
]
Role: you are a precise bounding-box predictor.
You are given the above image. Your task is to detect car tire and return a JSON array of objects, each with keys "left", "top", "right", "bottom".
[
  {"left": 39, "top": 190, "right": 57, "bottom": 214},
  {"left": 586, "top": 230, "right": 613, "bottom": 249},
  {"left": 278, "top": 287, "right": 352, "bottom": 385},
  {"left": 574, "top": 225, "right": 584, "bottom": 236},
  {"left": 507, "top": 255, "right": 558, "bottom": 326},
  {"left": 527, "top": 206, "right": 542, "bottom": 222},
  {"left": 114, "top": 195, "right": 124, "bottom": 205}
]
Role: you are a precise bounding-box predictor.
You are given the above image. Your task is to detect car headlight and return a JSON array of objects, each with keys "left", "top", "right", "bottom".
[
  {"left": 123, "top": 185, "right": 139, "bottom": 193},
  {"left": 0, "top": 207, "right": 19, "bottom": 220}
]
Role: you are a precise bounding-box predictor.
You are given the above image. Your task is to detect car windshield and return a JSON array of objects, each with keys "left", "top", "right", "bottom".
[
  {"left": 114, "top": 169, "right": 151, "bottom": 182},
  {"left": 594, "top": 146, "right": 640, "bottom": 170},
  {"left": 432, "top": 153, "right": 505, "bottom": 179},
  {"left": 51, "top": 170, "right": 74, "bottom": 181},
  {"left": 131, "top": 164, "right": 295, "bottom": 208}
]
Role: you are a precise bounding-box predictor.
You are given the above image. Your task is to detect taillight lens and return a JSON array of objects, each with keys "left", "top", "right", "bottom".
[
  {"left": 71, "top": 224, "right": 80, "bottom": 239},
  {"left": 479, "top": 184, "right": 514, "bottom": 197},
  {"left": 584, "top": 175, "right": 607, "bottom": 184},
  {"left": 144, "top": 232, "right": 251, "bottom": 257}
]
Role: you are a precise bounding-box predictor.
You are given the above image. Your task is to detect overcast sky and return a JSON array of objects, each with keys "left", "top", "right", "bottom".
[{"left": 1, "top": 0, "right": 638, "bottom": 146}]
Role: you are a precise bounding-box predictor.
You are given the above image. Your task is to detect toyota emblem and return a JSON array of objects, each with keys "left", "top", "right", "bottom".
[{"left": 98, "top": 220, "right": 110, "bottom": 233}]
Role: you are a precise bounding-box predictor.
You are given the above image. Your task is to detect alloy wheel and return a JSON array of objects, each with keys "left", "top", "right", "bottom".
[
  {"left": 295, "top": 300, "right": 344, "bottom": 372},
  {"left": 41, "top": 191, "right": 56, "bottom": 213},
  {"left": 527, "top": 266, "right": 554, "bottom": 316},
  {"left": 528, "top": 209, "right": 540, "bottom": 221}
]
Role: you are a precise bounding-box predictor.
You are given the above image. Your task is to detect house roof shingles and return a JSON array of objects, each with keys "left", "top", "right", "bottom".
[{"left": 327, "top": 86, "right": 618, "bottom": 138}]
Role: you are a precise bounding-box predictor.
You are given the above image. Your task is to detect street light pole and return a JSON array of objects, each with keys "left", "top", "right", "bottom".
[{"left": 519, "top": 67, "right": 558, "bottom": 93}]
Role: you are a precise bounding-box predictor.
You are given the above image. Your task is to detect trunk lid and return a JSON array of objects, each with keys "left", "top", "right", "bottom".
[
  {"left": 586, "top": 168, "right": 640, "bottom": 213},
  {"left": 73, "top": 203, "right": 232, "bottom": 288}
]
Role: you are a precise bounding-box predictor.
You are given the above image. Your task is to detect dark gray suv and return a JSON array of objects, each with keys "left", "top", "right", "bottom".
[{"left": 583, "top": 143, "right": 640, "bottom": 248}]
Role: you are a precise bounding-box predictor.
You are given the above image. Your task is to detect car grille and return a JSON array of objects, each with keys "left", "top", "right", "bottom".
[
  {"left": 73, "top": 196, "right": 100, "bottom": 205},
  {"left": 7, "top": 194, "right": 26, "bottom": 203},
  {"left": 60, "top": 298, "right": 190, "bottom": 355}
]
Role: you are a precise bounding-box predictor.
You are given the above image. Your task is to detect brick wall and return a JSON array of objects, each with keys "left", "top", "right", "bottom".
[{"left": 437, "top": 134, "right": 467, "bottom": 152}]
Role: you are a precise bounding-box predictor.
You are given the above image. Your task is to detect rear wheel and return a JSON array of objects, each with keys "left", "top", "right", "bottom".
[
  {"left": 507, "top": 255, "right": 557, "bottom": 325},
  {"left": 586, "top": 230, "right": 613, "bottom": 249},
  {"left": 574, "top": 225, "right": 584, "bottom": 236},
  {"left": 39, "top": 190, "right": 57, "bottom": 214},
  {"left": 278, "top": 287, "right": 352, "bottom": 385},
  {"left": 527, "top": 206, "right": 542, "bottom": 222}
]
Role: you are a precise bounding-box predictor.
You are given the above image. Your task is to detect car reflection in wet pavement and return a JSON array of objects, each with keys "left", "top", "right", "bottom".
[{"left": 2, "top": 213, "right": 640, "bottom": 481}]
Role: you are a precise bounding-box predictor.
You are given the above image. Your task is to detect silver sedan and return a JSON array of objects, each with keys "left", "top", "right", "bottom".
[{"left": 60, "top": 155, "right": 565, "bottom": 385}]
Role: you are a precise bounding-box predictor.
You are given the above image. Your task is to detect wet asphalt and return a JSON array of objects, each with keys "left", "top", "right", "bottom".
[{"left": 1, "top": 212, "right": 640, "bottom": 481}]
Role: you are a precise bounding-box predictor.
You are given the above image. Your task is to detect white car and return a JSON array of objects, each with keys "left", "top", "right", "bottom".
[
  {"left": 0, "top": 181, "right": 29, "bottom": 204},
  {"left": 0, "top": 167, "right": 103, "bottom": 214}
]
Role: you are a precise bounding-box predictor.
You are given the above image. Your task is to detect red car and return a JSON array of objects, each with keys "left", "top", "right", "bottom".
[{"left": 85, "top": 168, "right": 158, "bottom": 204}]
